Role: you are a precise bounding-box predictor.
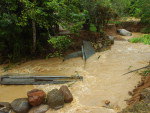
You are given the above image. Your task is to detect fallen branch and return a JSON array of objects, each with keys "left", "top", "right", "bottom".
[{"left": 122, "top": 65, "right": 150, "bottom": 75}]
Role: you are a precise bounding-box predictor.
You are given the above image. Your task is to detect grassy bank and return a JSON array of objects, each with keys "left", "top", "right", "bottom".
[{"left": 129, "top": 34, "right": 150, "bottom": 45}]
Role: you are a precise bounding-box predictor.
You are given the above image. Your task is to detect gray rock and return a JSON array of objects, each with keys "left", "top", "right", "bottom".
[
  {"left": 0, "top": 102, "right": 11, "bottom": 113},
  {"left": 117, "top": 29, "right": 132, "bottom": 36},
  {"left": 47, "top": 89, "right": 64, "bottom": 109},
  {"left": 107, "top": 36, "right": 115, "bottom": 44},
  {"left": 28, "top": 104, "right": 49, "bottom": 113},
  {"left": 0, "top": 112, "right": 7, "bottom": 113},
  {"left": 64, "top": 51, "right": 82, "bottom": 61},
  {"left": 59, "top": 85, "right": 73, "bottom": 103},
  {"left": 11, "top": 98, "right": 31, "bottom": 113}
]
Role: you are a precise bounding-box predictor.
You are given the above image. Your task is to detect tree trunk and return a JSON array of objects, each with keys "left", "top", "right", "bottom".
[{"left": 32, "top": 20, "right": 36, "bottom": 53}]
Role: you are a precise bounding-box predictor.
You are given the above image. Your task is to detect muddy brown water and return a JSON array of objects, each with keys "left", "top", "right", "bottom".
[{"left": 0, "top": 33, "right": 150, "bottom": 113}]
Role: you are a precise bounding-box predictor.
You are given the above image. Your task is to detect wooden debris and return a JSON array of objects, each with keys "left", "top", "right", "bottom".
[{"left": 122, "top": 65, "right": 150, "bottom": 75}]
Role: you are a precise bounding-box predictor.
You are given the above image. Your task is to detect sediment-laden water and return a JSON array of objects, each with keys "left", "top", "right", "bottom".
[{"left": 0, "top": 34, "right": 150, "bottom": 113}]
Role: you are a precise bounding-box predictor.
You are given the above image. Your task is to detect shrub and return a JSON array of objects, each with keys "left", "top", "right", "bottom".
[
  {"left": 129, "top": 34, "right": 150, "bottom": 45},
  {"left": 89, "top": 24, "right": 97, "bottom": 32},
  {"left": 48, "top": 36, "right": 72, "bottom": 53},
  {"left": 140, "top": 69, "right": 150, "bottom": 76},
  {"left": 140, "top": 27, "right": 150, "bottom": 34}
]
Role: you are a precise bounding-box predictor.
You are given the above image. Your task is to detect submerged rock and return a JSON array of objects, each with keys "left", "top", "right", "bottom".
[
  {"left": 59, "top": 85, "right": 73, "bottom": 103},
  {"left": 47, "top": 89, "right": 64, "bottom": 109},
  {"left": 27, "top": 89, "right": 46, "bottom": 106},
  {"left": 11, "top": 98, "right": 31, "bottom": 113},
  {"left": 117, "top": 29, "right": 132, "bottom": 36},
  {"left": 0, "top": 102, "right": 11, "bottom": 113},
  {"left": 28, "top": 104, "right": 49, "bottom": 113}
]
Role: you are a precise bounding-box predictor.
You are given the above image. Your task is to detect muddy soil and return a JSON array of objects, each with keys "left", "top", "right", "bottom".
[
  {"left": 121, "top": 74, "right": 150, "bottom": 113},
  {"left": 0, "top": 33, "right": 150, "bottom": 113},
  {"left": 127, "top": 75, "right": 150, "bottom": 106}
]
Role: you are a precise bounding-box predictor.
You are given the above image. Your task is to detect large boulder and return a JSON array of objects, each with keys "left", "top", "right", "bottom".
[
  {"left": 11, "top": 98, "right": 31, "bottom": 113},
  {"left": 59, "top": 85, "right": 73, "bottom": 103},
  {"left": 117, "top": 29, "right": 132, "bottom": 36},
  {"left": 0, "top": 102, "right": 11, "bottom": 113},
  {"left": 27, "top": 89, "right": 46, "bottom": 106},
  {"left": 28, "top": 104, "right": 49, "bottom": 113},
  {"left": 47, "top": 89, "right": 64, "bottom": 109}
]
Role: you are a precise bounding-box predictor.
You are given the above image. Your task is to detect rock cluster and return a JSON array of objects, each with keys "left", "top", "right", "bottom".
[{"left": 0, "top": 85, "right": 73, "bottom": 113}]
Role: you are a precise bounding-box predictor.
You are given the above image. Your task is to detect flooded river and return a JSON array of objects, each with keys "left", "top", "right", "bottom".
[{"left": 0, "top": 37, "right": 150, "bottom": 113}]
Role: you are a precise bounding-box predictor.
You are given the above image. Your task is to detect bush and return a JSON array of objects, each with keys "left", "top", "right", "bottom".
[
  {"left": 129, "top": 34, "right": 150, "bottom": 45},
  {"left": 130, "top": 0, "right": 150, "bottom": 24},
  {"left": 89, "top": 24, "right": 97, "bottom": 32},
  {"left": 48, "top": 36, "right": 72, "bottom": 53},
  {"left": 140, "top": 27, "right": 150, "bottom": 34}
]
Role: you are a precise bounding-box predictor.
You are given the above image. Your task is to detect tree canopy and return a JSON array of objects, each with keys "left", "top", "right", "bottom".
[{"left": 0, "top": 0, "right": 149, "bottom": 63}]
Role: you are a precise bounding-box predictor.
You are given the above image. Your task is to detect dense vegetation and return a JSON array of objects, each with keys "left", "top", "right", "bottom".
[{"left": 0, "top": 0, "right": 150, "bottom": 63}]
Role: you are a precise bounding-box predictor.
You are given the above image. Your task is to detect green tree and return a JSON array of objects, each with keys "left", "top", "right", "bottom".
[
  {"left": 130, "top": 0, "right": 150, "bottom": 24},
  {"left": 19, "top": 0, "right": 86, "bottom": 52}
]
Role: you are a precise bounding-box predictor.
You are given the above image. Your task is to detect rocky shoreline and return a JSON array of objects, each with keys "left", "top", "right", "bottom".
[{"left": 0, "top": 85, "right": 73, "bottom": 113}]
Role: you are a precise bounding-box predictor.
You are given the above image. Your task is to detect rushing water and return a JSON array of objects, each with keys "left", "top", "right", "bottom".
[{"left": 0, "top": 36, "right": 150, "bottom": 113}]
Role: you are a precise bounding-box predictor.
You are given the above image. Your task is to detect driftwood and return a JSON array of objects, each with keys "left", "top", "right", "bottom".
[
  {"left": 0, "top": 74, "right": 83, "bottom": 85},
  {"left": 122, "top": 65, "right": 150, "bottom": 75}
]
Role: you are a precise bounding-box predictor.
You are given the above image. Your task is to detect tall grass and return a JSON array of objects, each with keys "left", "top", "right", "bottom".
[{"left": 129, "top": 34, "right": 150, "bottom": 45}]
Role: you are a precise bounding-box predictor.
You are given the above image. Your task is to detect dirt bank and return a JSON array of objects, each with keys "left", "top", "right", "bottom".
[{"left": 0, "top": 33, "right": 149, "bottom": 113}]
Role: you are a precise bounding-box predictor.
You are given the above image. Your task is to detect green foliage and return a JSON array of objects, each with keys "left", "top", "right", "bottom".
[
  {"left": 48, "top": 36, "right": 72, "bottom": 53},
  {"left": 91, "top": 3, "right": 115, "bottom": 31},
  {"left": 108, "top": 20, "right": 122, "bottom": 25},
  {"left": 0, "top": 0, "right": 86, "bottom": 63},
  {"left": 110, "top": 0, "right": 131, "bottom": 16},
  {"left": 140, "top": 27, "right": 150, "bottom": 34},
  {"left": 2, "top": 0, "right": 150, "bottom": 63},
  {"left": 90, "top": 24, "right": 97, "bottom": 32},
  {"left": 129, "top": 35, "right": 150, "bottom": 45},
  {"left": 130, "top": 0, "right": 150, "bottom": 24},
  {"left": 140, "top": 69, "right": 150, "bottom": 76},
  {"left": 80, "top": 0, "right": 117, "bottom": 32},
  {"left": 46, "top": 52, "right": 62, "bottom": 59}
]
